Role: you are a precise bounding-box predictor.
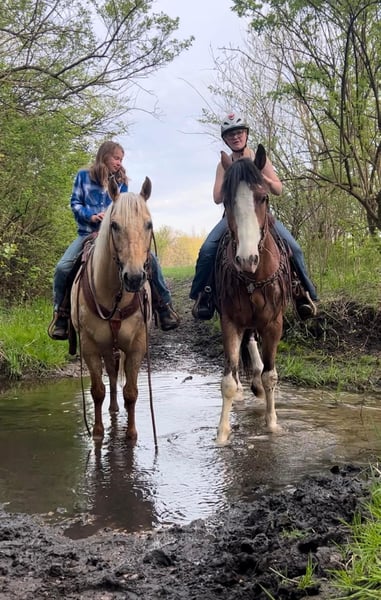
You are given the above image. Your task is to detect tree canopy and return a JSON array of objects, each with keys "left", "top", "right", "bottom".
[
  {"left": 230, "top": 0, "right": 381, "bottom": 233},
  {"left": 0, "top": 0, "right": 193, "bottom": 301}
]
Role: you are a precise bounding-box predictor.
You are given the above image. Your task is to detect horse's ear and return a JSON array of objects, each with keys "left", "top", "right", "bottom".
[
  {"left": 140, "top": 177, "right": 152, "bottom": 201},
  {"left": 221, "top": 151, "right": 232, "bottom": 171},
  {"left": 108, "top": 176, "right": 120, "bottom": 202},
  {"left": 254, "top": 144, "right": 267, "bottom": 171}
]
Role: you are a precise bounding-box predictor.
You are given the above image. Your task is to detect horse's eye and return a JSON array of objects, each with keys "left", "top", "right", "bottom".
[
  {"left": 111, "top": 221, "right": 120, "bottom": 233},
  {"left": 146, "top": 220, "right": 153, "bottom": 231}
]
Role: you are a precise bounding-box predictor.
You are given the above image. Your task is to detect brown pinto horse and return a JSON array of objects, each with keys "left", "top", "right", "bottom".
[
  {"left": 71, "top": 178, "right": 153, "bottom": 441},
  {"left": 214, "top": 146, "right": 292, "bottom": 444}
]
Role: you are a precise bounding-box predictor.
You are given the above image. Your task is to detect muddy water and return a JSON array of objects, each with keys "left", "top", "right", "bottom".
[{"left": 0, "top": 369, "right": 380, "bottom": 539}]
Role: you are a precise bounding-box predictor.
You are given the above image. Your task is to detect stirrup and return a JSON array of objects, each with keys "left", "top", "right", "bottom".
[
  {"left": 192, "top": 286, "right": 215, "bottom": 320},
  {"left": 296, "top": 291, "right": 317, "bottom": 320},
  {"left": 47, "top": 311, "right": 69, "bottom": 341},
  {"left": 156, "top": 303, "right": 180, "bottom": 331}
]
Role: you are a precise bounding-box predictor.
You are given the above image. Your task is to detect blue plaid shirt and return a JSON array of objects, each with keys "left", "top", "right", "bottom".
[{"left": 70, "top": 169, "right": 128, "bottom": 236}]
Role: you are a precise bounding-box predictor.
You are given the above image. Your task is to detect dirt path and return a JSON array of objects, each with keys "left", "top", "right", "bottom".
[{"left": 0, "top": 279, "right": 375, "bottom": 599}]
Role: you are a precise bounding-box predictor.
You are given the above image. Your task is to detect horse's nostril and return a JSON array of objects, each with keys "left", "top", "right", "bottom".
[
  {"left": 253, "top": 255, "right": 259, "bottom": 266},
  {"left": 123, "top": 271, "right": 146, "bottom": 292},
  {"left": 236, "top": 256, "right": 241, "bottom": 265}
]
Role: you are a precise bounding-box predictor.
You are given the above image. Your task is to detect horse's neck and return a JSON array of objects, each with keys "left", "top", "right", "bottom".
[
  {"left": 92, "top": 245, "right": 121, "bottom": 301},
  {"left": 257, "top": 231, "right": 281, "bottom": 279}
]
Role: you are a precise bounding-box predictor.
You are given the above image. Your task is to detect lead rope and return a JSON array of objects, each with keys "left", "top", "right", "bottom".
[
  {"left": 74, "top": 266, "right": 92, "bottom": 438},
  {"left": 141, "top": 288, "right": 158, "bottom": 451}
]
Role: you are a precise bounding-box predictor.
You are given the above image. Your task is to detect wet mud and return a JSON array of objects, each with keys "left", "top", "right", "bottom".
[
  {"left": 0, "top": 279, "right": 378, "bottom": 599},
  {"left": 0, "top": 465, "right": 371, "bottom": 599}
]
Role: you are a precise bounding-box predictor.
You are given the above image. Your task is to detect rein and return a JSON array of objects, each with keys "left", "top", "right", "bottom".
[
  {"left": 84, "top": 245, "right": 140, "bottom": 322},
  {"left": 219, "top": 212, "right": 291, "bottom": 306}
]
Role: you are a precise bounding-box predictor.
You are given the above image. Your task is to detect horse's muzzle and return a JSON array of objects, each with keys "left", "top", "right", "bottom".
[
  {"left": 123, "top": 271, "right": 147, "bottom": 292},
  {"left": 235, "top": 253, "right": 259, "bottom": 273}
]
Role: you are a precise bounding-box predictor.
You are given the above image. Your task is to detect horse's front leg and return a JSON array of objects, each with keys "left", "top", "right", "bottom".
[
  {"left": 85, "top": 354, "right": 106, "bottom": 440},
  {"left": 122, "top": 349, "right": 145, "bottom": 441},
  {"left": 103, "top": 352, "right": 120, "bottom": 414},
  {"left": 260, "top": 319, "right": 283, "bottom": 433},
  {"left": 217, "top": 317, "right": 244, "bottom": 445}
]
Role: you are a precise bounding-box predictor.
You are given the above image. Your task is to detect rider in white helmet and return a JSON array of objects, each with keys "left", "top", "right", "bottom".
[
  {"left": 220, "top": 112, "right": 250, "bottom": 138},
  {"left": 190, "top": 111, "right": 318, "bottom": 320}
]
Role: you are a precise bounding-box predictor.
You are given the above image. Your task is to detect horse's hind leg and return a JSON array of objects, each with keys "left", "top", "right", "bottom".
[
  {"left": 247, "top": 334, "right": 265, "bottom": 399},
  {"left": 260, "top": 322, "right": 282, "bottom": 433}
]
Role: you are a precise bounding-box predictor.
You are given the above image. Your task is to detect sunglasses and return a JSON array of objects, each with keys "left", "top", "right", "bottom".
[{"left": 224, "top": 129, "right": 246, "bottom": 139}]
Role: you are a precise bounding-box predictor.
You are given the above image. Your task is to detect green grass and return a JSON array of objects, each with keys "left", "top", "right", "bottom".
[
  {"left": 163, "top": 264, "right": 195, "bottom": 280},
  {"left": 277, "top": 345, "right": 380, "bottom": 392},
  {"left": 331, "top": 466, "right": 381, "bottom": 599},
  {"left": 260, "top": 553, "right": 318, "bottom": 598},
  {"left": 1, "top": 245, "right": 381, "bottom": 390},
  {"left": 0, "top": 298, "right": 69, "bottom": 379}
]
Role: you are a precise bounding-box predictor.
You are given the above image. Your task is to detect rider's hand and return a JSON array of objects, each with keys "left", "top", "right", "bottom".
[{"left": 91, "top": 212, "right": 105, "bottom": 223}]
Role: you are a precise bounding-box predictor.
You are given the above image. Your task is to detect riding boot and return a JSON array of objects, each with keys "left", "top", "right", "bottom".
[
  {"left": 192, "top": 286, "right": 215, "bottom": 320},
  {"left": 292, "top": 279, "right": 317, "bottom": 320},
  {"left": 150, "top": 281, "right": 180, "bottom": 331},
  {"left": 48, "top": 308, "right": 69, "bottom": 340},
  {"left": 157, "top": 303, "right": 180, "bottom": 331}
]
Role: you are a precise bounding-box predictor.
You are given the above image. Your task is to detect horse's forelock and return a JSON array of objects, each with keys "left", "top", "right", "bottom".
[
  {"left": 109, "top": 192, "right": 151, "bottom": 223},
  {"left": 96, "top": 192, "right": 151, "bottom": 253},
  {"left": 222, "top": 158, "right": 264, "bottom": 209}
]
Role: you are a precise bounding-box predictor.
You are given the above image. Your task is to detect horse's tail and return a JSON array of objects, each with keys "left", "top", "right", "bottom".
[{"left": 240, "top": 330, "right": 255, "bottom": 378}]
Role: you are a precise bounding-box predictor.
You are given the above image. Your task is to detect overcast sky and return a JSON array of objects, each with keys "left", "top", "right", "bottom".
[{"left": 118, "top": 0, "right": 247, "bottom": 237}]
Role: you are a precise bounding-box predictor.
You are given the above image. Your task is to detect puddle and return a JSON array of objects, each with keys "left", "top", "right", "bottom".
[{"left": 0, "top": 370, "right": 380, "bottom": 538}]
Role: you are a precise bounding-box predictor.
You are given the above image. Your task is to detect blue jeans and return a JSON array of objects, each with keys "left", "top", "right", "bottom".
[
  {"left": 53, "top": 235, "right": 171, "bottom": 310},
  {"left": 273, "top": 220, "right": 318, "bottom": 301},
  {"left": 189, "top": 217, "right": 318, "bottom": 301},
  {"left": 190, "top": 217, "right": 227, "bottom": 299}
]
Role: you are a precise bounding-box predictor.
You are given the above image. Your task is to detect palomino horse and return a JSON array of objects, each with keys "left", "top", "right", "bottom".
[
  {"left": 71, "top": 178, "right": 153, "bottom": 441},
  {"left": 214, "top": 146, "right": 292, "bottom": 444}
]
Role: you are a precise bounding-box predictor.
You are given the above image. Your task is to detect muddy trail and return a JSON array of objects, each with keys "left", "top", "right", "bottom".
[{"left": 0, "top": 279, "right": 379, "bottom": 599}]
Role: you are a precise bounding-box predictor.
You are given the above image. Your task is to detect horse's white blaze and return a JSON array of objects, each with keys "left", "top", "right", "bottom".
[{"left": 234, "top": 182, "right": 261, "bottom": 269}]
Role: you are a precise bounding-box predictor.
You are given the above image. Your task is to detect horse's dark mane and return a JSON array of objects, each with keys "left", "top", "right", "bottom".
[{"left": 222, "top": 158, "right": 264, "bottom": 210}]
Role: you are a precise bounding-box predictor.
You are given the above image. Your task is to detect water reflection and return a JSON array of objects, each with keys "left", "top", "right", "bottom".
[
  {"left": 0, "top": 372, "right": 380, "bottom": 539},
  {"left": 65, "top": 415, "right": 157, "bottom": 539}
]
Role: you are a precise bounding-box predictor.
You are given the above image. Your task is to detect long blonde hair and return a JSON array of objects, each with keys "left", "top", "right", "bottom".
[{"left": 89, "top": 141, "right": 128, "bottom": 188}]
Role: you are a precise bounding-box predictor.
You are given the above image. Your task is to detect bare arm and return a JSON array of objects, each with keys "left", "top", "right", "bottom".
[
  {"left": 213, "top": 162, "right": 225, "bottom": 204},
  {"left": 213, "top": 147, "right": 283, "bottom": 203},
  {"left": 261, "top": 157, "right": 283, "bottom": 196}
]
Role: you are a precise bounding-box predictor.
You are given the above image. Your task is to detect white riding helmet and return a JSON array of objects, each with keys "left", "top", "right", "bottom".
[{"left": 221, "top": 112, "right": 250, "bottom": 138}]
